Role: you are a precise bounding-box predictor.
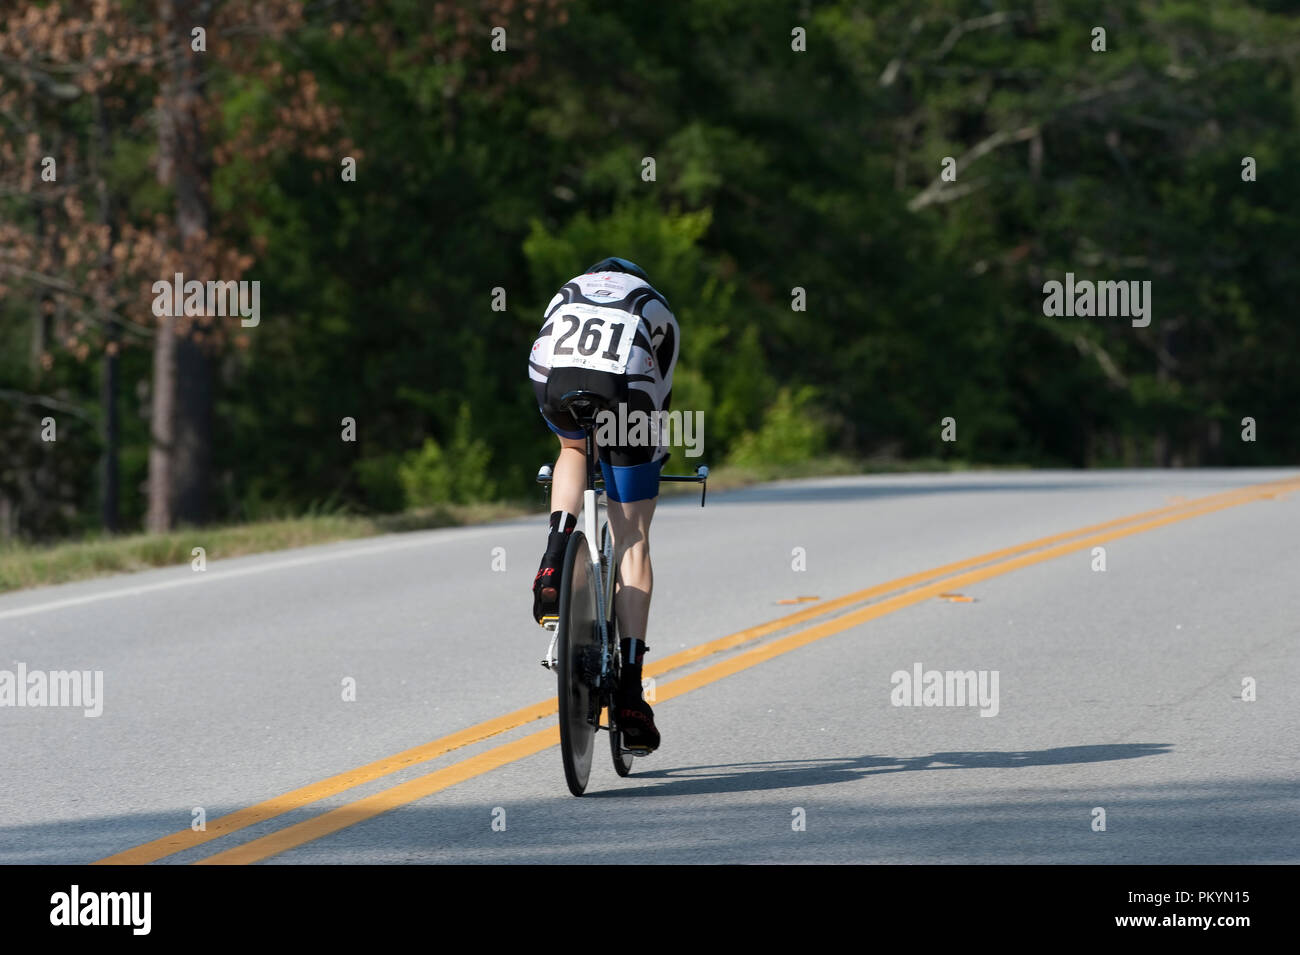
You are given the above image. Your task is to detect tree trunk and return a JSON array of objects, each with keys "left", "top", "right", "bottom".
[
  {"left": 93, "top": 90, "right": 120, "bottom": 533},
  {"left": 146, "top": 314, "right": 177, "bottom": 533},
  {"left": 147, "top": 0, "right": 214, "bottom": 531},
  {"left": 173, "top": 333, "right": 213, "bottom": 523},
  {"left": 101, "top": 328, "right": 120, "bottom": 533}
]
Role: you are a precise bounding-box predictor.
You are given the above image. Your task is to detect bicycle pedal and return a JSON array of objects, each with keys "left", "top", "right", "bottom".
[{"left": 538, "top": 615, "right": 558, "bottom": 631}]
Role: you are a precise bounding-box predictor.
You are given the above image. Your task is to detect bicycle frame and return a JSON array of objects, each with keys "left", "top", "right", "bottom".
[
  {"left": 538, "top": 415, "right": 615, "bottom": 677},
  {"left": 536, "top": 394, "right": 708, "bottom": 680},
  {"left": 579, "top": 418, "right": 615, "bottom": 693}
]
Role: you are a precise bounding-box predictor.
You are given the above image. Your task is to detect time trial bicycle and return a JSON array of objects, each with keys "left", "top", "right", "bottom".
[{"left": 535, "top": 389, "right": 707, "bottom": 796}]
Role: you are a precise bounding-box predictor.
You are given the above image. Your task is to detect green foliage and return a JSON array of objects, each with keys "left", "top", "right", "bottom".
[
  {"left": 354, "top": 454, "right": 406, "bottom": 513},
  {"left": 4, "top": 0, "right": 1300, "bottom": 542},
  {"left": 727, "top": 387, "right": 829, "bottom": 470},
  {"left": 522, "top": 201, "right": 713, "bottom": 306},
  {"left": 397, "top": 404, "right": 496, "bottom": 507}
]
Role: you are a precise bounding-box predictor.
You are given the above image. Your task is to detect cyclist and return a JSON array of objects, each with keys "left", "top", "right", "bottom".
[{"left": 527, "top": 256, "right": 679, "bottom": 753}]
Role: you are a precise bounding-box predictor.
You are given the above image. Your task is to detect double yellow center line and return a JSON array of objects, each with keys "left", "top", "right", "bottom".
[{"left": 94, "top": 474, "right": 1299, "bottom": 865}]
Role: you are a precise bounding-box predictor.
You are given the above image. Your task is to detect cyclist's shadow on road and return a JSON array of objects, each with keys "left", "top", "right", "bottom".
[{"left": 591, "top": 743, "right": 1172, "bottom": 798}]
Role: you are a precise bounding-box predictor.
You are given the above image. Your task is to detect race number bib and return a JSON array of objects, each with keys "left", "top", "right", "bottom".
[{"left": 548, "top": 304, "right": 637, "bottom": 374}]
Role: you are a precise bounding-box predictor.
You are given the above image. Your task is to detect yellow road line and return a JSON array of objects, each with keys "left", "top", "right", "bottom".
[
  {"left": 95, "top": 475, "right": 1297, "bottom": 865},
  {"left": 92, "top": 702, "right": 555, "bottom": 864},
  {"left": 190, "top": 474, "right": 1296, "bottom": 865},
  {"left": 644, "top": 475, "right": 1296, "bottom": 675},
  {"left": 195, "top": 727, "right": 563, "bottom": 865}
]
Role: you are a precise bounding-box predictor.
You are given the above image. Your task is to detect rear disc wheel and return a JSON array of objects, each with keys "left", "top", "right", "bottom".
[{"left": 557, "top": 531, "right": 598, "bottom": 796}]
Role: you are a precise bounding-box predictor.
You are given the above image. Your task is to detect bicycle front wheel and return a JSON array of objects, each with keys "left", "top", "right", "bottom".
[
  {"left": 556, "top": 530, "right": 599, "bottom": 796},
  {"left": 607, "top": 611, "right": 635, "bottom": 778}
]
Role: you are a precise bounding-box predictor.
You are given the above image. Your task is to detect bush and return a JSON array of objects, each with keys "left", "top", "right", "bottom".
[
  {"left": 398, "top": 403, "right": 497, "bottom": 507},
  {"left": 726, "top": 386, "right": 829, "bottom": 470}
]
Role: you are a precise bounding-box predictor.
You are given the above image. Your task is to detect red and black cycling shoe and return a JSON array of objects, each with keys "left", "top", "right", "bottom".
[
  {"left": 532, "top": 512, "right": 575, "bottom": 625},
  {"left": 532, "top": 547, "right": 564, "bottom": 624},
  {"left": 616, "top": 688, "right": 660, "bottom": 753}
]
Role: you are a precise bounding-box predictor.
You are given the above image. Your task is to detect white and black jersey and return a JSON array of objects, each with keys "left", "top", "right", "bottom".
[{"left": 529, "top": 270, "right": 680, "bottom": 461}]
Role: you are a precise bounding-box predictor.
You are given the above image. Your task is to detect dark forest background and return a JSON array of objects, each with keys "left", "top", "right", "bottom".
[{"left": 2, "top": 1, "right": 1297, "bottom": 542}]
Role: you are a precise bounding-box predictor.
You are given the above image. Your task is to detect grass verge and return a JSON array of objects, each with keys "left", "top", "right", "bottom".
[
  {"left": 0, "top": 456, "right": 1012, "bottom": 595},
  {"left": 0, "top": 502, "right": 528, "bottom": 595}
]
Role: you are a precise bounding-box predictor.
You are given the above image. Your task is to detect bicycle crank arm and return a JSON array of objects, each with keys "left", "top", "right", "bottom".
[{"left": 540, "top": 625, "right": 559, "bottom": 670}]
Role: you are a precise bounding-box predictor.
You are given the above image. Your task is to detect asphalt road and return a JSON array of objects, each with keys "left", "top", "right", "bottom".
[{"left": 1, "top": 468, "right": 1297, "bottom": 864}]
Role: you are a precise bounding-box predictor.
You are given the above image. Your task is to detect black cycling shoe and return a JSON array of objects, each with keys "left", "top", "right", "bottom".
[
  {"left": 533, "top": 512, "right": 577, "bottom": 625},
  {"left": 532, "top": 542, "right": 565, "bottom": 624},
  {"left": 615, "top": 689, "right": 660, "bottom": 753}
]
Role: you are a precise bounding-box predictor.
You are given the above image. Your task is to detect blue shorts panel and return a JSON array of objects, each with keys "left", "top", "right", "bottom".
[
  {"left": 600, "top": 458, "right": 663, "bottom": 503},
  {"left": 540, "top": 408, "right": 585, "bottom": 441}
]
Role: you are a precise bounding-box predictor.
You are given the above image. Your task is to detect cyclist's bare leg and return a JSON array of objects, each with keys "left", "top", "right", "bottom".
[
  {"left": 607, "top": 494, "right": 660, "bottom": 749},
  {"left": 607, "top": 496, "right": 656, "bottom": 644},
  {"left": 549, "top": 435, "right": 586, "bottom": 517}
]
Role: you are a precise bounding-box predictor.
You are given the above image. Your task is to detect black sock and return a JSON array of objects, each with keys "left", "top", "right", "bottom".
[
  {"left": 620, "top": 639, "right": 648, "bottom": 693},
  {"left": 548, "top": 510, "right": 576, "bottom": 537},
  {"left": 621, "top": 638, "right": 648, "bottom": 666}
]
